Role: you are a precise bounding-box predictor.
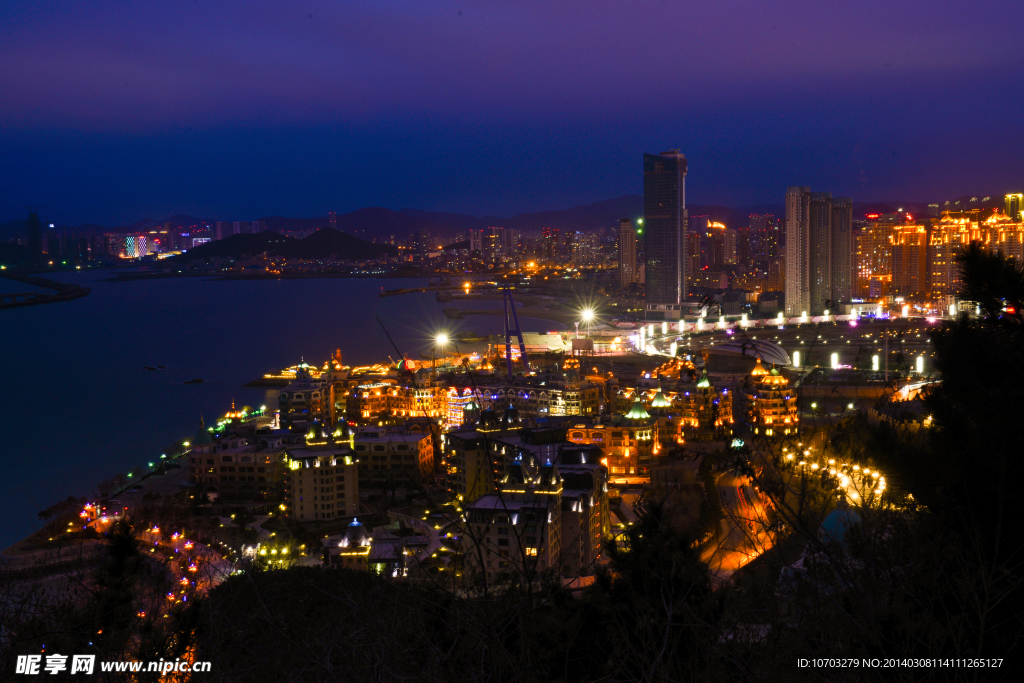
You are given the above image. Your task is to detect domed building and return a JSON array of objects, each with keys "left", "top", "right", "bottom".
[
  {"left": 566, "top": 398, "right": 660, "bottom": 481},
  {"left": 562, "top": 356, "right": 581, "bottom": 382},
  {"left": 278, "top": 361, "right": 330, "bottom": 431},
  {"left": 677, "top": 369, "right": 734, "bottom": 443},
  {"left": 819, "top": 505, "right": 862, "bottom": 548},
  {"left": 748, "top": 362, "right": 799, "bottom": 437},
  {"left": 332, "top": 518, "right": 373, "bottom": 570},
  {"left": 500, "top": 402, "right": 521, "bottom": 428}
]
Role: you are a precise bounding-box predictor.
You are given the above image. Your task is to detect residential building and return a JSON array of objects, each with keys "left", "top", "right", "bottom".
[
  {"left": 618, "top": 218, "right": 637, "bottom": 287},
  {"left": 557, "top": 462, "right": 611, "bottom": 577},
  {"left": 345, "top": 381, "right": 447, "bottom": 422},
  {"left": 855, "top": 220, "right": 896, "bottom": 297},
  {"left": 463, "top": 460, "right": 564, "bottom": 578},
  {"left": 278, "top": 362, "right": 330, "bottom": 430},
  {"left": 890, "top": 224, "right": 928, "bottom": 298},
  {"left": 786, "top": 188, "right": 852, "bottom": 315},
  {"left": 352, "top": 425, "right": 434, "bottom": 486},
  {"left": 1007, "top": 193, "right": 1023, "bottom": 222},
  {"left": 283, "top": 424, "right": 360, "bottom": 522},
  {"left": 187, "top": 413, "right": 293, "bottom": 500}
]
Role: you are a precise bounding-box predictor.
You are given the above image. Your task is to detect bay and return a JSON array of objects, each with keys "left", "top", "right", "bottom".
[{"left": 0, "top": 271, "right": 564, "bottom": 549}]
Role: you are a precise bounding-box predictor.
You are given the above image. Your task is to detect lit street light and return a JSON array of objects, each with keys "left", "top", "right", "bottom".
[
  {"left": 581, "top": 308, "right": 594, "bottom": 337},
  {"left": 434, "top": 333, "right": 449, "bottom": 375}
]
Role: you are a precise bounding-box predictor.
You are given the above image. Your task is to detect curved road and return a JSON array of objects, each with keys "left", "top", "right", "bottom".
[{"left": 701, "top": 469, "right": 775, "bottom": 581}]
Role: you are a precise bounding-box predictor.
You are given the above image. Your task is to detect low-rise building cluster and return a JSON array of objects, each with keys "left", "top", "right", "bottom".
[{"left": 186, "top": 343, "right": 783, "bottom": 583}]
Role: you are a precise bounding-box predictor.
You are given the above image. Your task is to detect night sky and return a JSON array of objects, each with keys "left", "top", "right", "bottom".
[{"left": 2, "top": 0, "right": 1021, "bottom": 225}]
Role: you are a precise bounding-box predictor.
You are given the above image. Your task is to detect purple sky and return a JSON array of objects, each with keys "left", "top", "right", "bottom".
[{"left": 2, "top": 0, "right": 1022, "bottom": 224}]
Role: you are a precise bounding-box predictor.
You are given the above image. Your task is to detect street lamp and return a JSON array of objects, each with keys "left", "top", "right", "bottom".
[
  {"left": 581, "top": 308, "right": 594, "bottom": 337},
  {"left": 434, "top": 333, "right": 449, "bottom": 375}
]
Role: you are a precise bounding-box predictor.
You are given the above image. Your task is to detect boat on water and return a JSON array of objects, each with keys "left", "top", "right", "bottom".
[{"left": 436, "top": 291, "right": 452, "bottom": 302}]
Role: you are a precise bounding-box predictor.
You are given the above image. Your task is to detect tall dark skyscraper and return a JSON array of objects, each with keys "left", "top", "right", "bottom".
[
  {"left": 643, "top": 150, "right": 687, "bottom": 319},
  {"left": 786, "top": 187, "right": 853, "bottom": 315},
  {"left": 26, "top": 210, "right": 42, "bottom": 254}
]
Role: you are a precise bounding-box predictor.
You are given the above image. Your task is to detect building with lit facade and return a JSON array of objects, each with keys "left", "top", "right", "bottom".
[
  {"left": 929, "top": 211, "right": 1024, "bottom": 299},
  {"left": 447, "top": 387, "right": 482, "bottom": 427},
  {"left": 644, "top": 150, "right": 687, "bottom": 320},
  {"left": 890, "top": 224, "right": 929, "bottom": 298},
  {"left": 747, "top": 357, "right": 799, "bottom": 437},
  {"left": 566, "top": 400, "right": 660, "bottom": 479},
  {"left": 475, "top": 380, "right": 600, "bottom": 418},
  {"left": 345, "top": 381, "right": 447, "bottom": 422},
  {"left": 279, "top": 363, "right": 330, "bottom": 431},
  {"left": 284, "top": 423, "right": 360, "bottom": 522},
  {"left": 1007, "top": 193, "right": 1023, "bottom": 222},
  {"left": 557, "top": 461, "right": 611, "bottom": 577},
  {"left": 186, "top": 415, "right": 291, "bottom": 500},
  {"left": 463, "top": 460, "right": 564, "bottom": 578},
  {"left": 329, "top": 519, "right": 372, "bottom": 571},
  {"left": 677, "top": 370, "right": 734, "bottom": 443},
  {"left": 978, "top": 211, "right": 1024, "bottom": 262},
  {"left": 855, "top": 220, "right": 895, "bottom": 297},
  {"left": 444, "top": 406, "right": 525, "bottom": 502}
]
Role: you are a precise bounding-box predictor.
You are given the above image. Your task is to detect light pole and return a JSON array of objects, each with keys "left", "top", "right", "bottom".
[
  {"left": 434, "top": 333, "right": 449, "bottom": 377},
  {"left": 581, "top": 308, "right": 594, "bottom": 337}
]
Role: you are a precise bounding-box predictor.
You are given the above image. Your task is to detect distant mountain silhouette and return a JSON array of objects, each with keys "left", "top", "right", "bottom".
[
  {"left": 5, "top": 192, "right": 1003, "bottom": 245},
  {"left": 172, "top": 231, "right": 297, "bottom": 261},
  {"left": 0, "top": 242, "right": 41, "bottom": 266},
  {"left": 173, "top": 228, "right": 394, "bottom": 263},
  {"left": 283, "top": 226, "right": 397, "bottom": 259},
  {"left": 123, "top": 214, "right": 208, "bottom": 232},
  {"left": 403, "top": 196, "right": 644, "bottom": 236}
]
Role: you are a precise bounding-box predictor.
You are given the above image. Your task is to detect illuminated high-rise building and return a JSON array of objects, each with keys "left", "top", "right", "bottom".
[
  {"left": 501, "top": 228, "right": 521, "bottom": 259},
  {"left": 929, "top": 215, "right": 972, "bottom": 299},
  {"left": 1005, "top": 193, "right": 1023, "bottom": 222},
  {"left": 891, "top": 224, "right": 928, "bottom": 298},
  {"left": 643, "top": 150, "right": 687, "bottom": 319},
  {"left": 855, "top": 220, "right": 895, "bottom": 297},
  {"left": 542, "top": 227, "right": 560, "bottom": 261},
  {"left": 806, "top": 192, "right": 833, "bottom": 311},
  {"left": 982, "top": 212, "right": 1024, "bottom": 261},
  {"left": 618, "top": 219, "right": 637, "bottom": 287},
  {"left": 706, "top": 221, "right": 729, "bottom": 269}
]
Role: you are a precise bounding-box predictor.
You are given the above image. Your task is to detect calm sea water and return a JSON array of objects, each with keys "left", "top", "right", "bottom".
[{"left": 0, "top": 271, "right": 563, "bottom": 549}]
